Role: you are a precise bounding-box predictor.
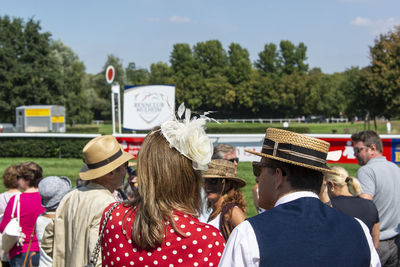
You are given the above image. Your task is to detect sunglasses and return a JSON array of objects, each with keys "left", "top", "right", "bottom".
[
  {"left": 228, "top": 158, "right": 239, "bottom": 163},
  {"left": 252, "top": 162, "right": 273, "bottom": 177}
]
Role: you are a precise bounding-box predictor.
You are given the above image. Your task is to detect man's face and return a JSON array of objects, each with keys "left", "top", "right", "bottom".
[
  {"left": 112, "top": 162, "right": 128, "bottom": 189},
  {"left": 256, "top": 159, "right": 277, "bottom": 210},
  {"left": 353, "top": 141, "right": 371, "bottom": 166}
]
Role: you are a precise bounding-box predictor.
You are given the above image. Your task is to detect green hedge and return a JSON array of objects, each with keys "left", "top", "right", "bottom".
[
  {"left": 206, "top": 126, "right": 310, "bottom": 134},
  {"left": 0, "top": 138, "right": 90, "bottom": 158},
  {"left": 66, "top": 125, "right": 99, "bottom": 133}
]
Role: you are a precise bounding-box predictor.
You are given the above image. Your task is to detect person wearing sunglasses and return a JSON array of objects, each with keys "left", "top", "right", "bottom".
[
  {"left": 352, "top": 130, "right": 400, "bottom": 266},
  {"left": 219, "top": 128, "right": 380, "bottom": 267},
  {"left": 203, "top": 159, "right": 247, "bottom": 241}
]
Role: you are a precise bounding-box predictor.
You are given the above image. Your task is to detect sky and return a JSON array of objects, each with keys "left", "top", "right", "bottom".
[{"left": 2, "top": 0, "right": 400, "bottom": 75}]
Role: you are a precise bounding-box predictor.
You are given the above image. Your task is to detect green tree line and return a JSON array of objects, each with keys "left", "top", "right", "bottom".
[{"left": 1, "top": 15, "right": 399, "bottom": 125}]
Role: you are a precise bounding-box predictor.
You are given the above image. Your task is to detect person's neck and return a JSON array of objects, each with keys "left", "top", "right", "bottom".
[
  {"left": 7, "top": 188, "right": 20, "bottom": 193},
  {"left": 24, "top": 187, "right": 38, "bottom": 193},
  {"left": 335, "top": 187, "right": 353, "bottom": 197},
  {"left": 92, "top": 179, "right": 116, "bottom": 193}
]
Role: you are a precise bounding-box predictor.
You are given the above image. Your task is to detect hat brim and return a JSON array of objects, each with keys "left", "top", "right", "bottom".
[
  {"left": 80, "top": 151, "right": 134, "bottom": 180},
  {"left": 203, "top": 175, "right": 246, "bottom": 187},
  {"left": 246, "top": 149, "right": 336, "bottom": 174}
]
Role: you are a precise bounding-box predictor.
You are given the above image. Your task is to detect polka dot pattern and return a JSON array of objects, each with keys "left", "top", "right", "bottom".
[{"left": 101, "top": 203, "right": 225, "bottom": 266}]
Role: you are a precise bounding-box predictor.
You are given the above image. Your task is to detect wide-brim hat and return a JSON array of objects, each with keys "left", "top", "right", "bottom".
[
  {"left": 38, "top": 176, "right": 72, "bottom": 210},
  {"left": 203, "top": 159, "right": 246, "bottom": 187},
  {"left": 80, "top": 135, "right": 133, "bottom": 180},
  {"left": 246, "top": 128, "right": 336, "bottom": 174}
]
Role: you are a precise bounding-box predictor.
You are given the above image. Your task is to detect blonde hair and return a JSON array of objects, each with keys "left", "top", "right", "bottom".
[
  {"left": 127, "top": 129, "right": 202, "bottom": 248},
  {"left": 325, "top": 166, "right": 362, "bottom": 196}
]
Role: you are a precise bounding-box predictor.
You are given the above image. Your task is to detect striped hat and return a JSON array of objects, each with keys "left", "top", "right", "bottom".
[{"left": 246, "top": 128, "right": 335, "bottom": 174}]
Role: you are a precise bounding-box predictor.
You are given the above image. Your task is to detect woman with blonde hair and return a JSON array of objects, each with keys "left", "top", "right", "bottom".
[
  {"left": 325, "top": 165, "right": 380, "bottom": 248},
  {"left": 100, "top": 112, "right": 225, "bottom": 266},
  {"left": 203, "top": 159, "right": 247, "bottom": 241}
]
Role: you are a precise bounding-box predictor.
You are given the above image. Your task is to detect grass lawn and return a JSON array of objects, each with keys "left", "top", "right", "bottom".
[{"left": 0, "top": 158, "right": 360, "bottom": 218}]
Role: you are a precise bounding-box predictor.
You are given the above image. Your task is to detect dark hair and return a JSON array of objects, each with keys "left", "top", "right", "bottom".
[
  {"left": 17, "top": 161, "right": 43, "bottom": 188},
  {"left": 266, "top": 159, "right": 323, "bottom": 194},
  {"left": 2, "top": 165, "right": 19, "bottom": 189},
  {"left": 351, "top": 130, "right": 383, "bottom": 153}
]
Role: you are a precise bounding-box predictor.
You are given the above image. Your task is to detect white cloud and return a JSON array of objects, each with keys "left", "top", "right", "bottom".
[
  {"left": 350, "top": 16, "right": 400, "bottom": 34},
  {"left": 169, "top": 16, "right": 191, "bottom": 24}
]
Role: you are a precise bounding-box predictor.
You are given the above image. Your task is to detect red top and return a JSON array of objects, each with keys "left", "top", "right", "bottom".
[
  {"left": 0, "top": 192, "right": 45, "bottom": 259},
  {"left": 101, "top": 203, "right": 226, "bottom": 267}
]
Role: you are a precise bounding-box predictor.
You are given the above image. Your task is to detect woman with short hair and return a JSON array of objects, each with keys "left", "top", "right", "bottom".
[
  {"left": 0, "top": 165, "right": 20, "bottom": 267},
  {"left": 0, "top": 162, "right": 45, "bottom": 267},
  {"left": 101, "top": 114, "right": 225, "bottom": 266}
]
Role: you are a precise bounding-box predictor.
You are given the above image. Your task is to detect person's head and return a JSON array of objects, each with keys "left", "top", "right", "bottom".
[
  {"left": 212, "top": 144, "right": 238, "bottom": 164},
  {"left": 247, "top": 128, "right": 334, "bottom": 210},
  {"left": 136, "top": 129, "right": 203, "bottom": 215},
  {"left": 38, "top": 176, "right": 72, "bottom": 211},
  {"left": 2, "top": 165, "right": 19, "bottom": 190},
  {"left": 132, "top": 112, "right": 213, "bottom": 248},
  {"left": 203, "top": 159, "right": 246, "bottom": 204},
  {"left": 351, "top": 130, "right": 383, "bottom": 166},
  {"left": 79, "top": 135, "right": 133, "bottom": 192},
  {"left": 325, "top": 166, "right": 362, "bottom": 197},
  {"left": 16, "top": 161, "right": 43, "bottom": 190}
]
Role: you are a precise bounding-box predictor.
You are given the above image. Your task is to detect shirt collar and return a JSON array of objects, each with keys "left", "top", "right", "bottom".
[{"left": 274, "top": 191, "right": 319, "bottom": 207}]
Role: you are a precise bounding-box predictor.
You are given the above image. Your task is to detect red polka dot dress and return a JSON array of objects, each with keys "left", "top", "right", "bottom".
[{"left": 101, "top": 203, "right": 226, "bottom": 267}]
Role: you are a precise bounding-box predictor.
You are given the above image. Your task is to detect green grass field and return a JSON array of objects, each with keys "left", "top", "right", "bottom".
[{"left": 0, "top": 158, "right": 360, "bottom": 218}]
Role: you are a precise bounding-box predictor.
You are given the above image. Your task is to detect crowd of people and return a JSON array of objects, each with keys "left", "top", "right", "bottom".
[{"left": 0, "top": 112, "right": 399, "bottom": 266}]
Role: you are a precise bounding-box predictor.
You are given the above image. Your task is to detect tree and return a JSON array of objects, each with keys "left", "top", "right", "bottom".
[
  {"left": 50, "top": 40, "right": 92, "bottom": 125},
  {"left": 364, "top": 26, "right": 400, "bottom": 121},
  {"left": 170, "top": 43, "right": 194, "bottom": 82},
  {"left": 255, "top": 43, "right": 280, "bottom": 74},
  {"left": 125, "top": 62, "right": 149, "bottom": 85},
  {"left": 193, "top": 40, "right": 227, "bottom": 79},
  {"left": 0, "top": 16, "right": 61, "bottom": 122},
  {"left": 149, "top": 62, "right": 173, "bottom": 84},
  {"left": 226, "top": 43, "right": 252, "bottom": 85}
]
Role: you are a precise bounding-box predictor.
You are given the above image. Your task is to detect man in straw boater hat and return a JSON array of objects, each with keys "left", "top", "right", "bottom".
[
  {"left": 219, "top": 128, "right": 380, "bottom": 267},
  {"left": 42, "top": 135, "right": 133, "bottom": 267}
]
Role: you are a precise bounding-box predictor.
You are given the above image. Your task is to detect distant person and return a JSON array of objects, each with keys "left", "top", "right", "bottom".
[
  {"left": 352, "top": 130, "right": 400, "bottom": 266},
  {"left": 199, "top": 143, "right": 239, "bottom": 222},
  {"left": 101, "top": 117, "right": 225, "bottom": 266},
  {"left": 36, "top": 176, "right": 72, "bottom": 267},
  {"left": 203, "top": 159, "right": 247, "bottom": 241},
  {"left": 0, "top": 165, "right": 20, "bottom": 267},
  {"left": 325, "top": 166, "right": 380, "bottom": 248},
  {"left": 219, "top": 128, "right": 380, "bottom": 267},
  {"left": 42, "top": 135, "right": 133, "bottom": 267},
  {"left": 0, "top": 162, "right": 45, "bottom": 267}
]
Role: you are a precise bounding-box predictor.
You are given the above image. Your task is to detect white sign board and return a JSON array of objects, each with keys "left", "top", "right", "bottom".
[{"left": 123, "top": 85, "right": 175, "bottom": 130}]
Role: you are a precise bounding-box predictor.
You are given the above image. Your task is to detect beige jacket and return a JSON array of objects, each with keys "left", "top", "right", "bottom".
[{"left": 42, "top": 182, "right": 116, "bottom": 267}]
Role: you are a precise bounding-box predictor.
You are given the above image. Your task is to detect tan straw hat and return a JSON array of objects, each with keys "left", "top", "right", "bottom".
[
  {"left": 203, "top": 159, "right": 246, "bottom": 187},
  {"left": 246, "top": 128, "right": 336, "bottom": 174},
  {"left": 80, "top": 135, "right": 133, "bottom": 180}
]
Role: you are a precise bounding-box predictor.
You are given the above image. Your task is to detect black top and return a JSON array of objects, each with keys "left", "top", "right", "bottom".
[{"left": 331, "top": 195, "right": 379, "bottom": 232}]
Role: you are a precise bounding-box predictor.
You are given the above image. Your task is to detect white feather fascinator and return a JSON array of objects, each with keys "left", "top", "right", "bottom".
[{"left": 160, "top": 105, "right": 213, "bottom": 171}]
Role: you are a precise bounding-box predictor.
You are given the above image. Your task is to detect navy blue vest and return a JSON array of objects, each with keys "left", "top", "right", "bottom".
[{"left": 248, "top": 197, "right": 371, "bottom": 267}]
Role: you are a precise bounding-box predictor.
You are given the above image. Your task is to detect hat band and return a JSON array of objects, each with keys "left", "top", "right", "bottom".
[
  {"left": 262, "top": 138, "right": 328, "bottom": 169},
  {"left": 86, "top": 149, "right": 123, "bottom": 170}
]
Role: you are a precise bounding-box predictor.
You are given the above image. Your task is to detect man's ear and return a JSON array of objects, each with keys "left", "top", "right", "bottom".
[
  {"left": 369, "top": 144, "right": 377, "bottom": 152},
  {"left": 273, "top": 168, "right": 286, "bottom": 190}
]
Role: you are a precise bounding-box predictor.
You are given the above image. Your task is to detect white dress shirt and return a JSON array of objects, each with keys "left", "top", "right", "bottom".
[{"left": 219, "top": 191, "right": 381, "bottom": 267}]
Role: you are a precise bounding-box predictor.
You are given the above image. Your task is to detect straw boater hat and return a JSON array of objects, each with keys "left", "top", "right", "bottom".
[
  {"left": 80, "top": 135, "right": 133, "bottom": 180},
  {"left": 246, "top": 128, "right": 336, "bottom": 174},
  {"left": 203, "top": 159, "right": 246, "bottom": 187}
]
